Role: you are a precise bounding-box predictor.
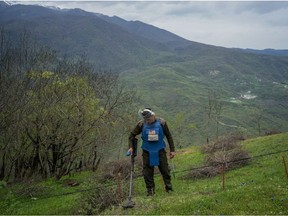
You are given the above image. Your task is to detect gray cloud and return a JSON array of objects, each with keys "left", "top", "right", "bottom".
[{"left": 234, "top": 1, "right": 288, "bottom": 14}]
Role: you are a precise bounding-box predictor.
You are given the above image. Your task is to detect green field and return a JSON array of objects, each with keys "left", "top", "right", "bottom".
[{"left": 1, "top": 133, "right": 288, "bottom": 215}]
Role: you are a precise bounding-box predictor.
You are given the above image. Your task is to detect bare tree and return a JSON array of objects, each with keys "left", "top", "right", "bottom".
[
  {"left": 205, "top": 90, "right": 224, "bottom": 143},
  {"left": 0, "top": 30, "right": 136, "bottom": 182},
  {"left": 214, "top": 100, "right": 223, "bottom": 140},
  {"left": 250, "top": 108, "right": 263, "bottom": 136}
]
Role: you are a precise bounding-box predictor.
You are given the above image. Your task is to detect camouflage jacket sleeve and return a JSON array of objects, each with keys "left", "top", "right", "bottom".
[
  {"left": 128, "top": 120, "right": 143, "bottom": 149},
  {"left": 159, "top": 118, "right": 175, "bottom": 152}
]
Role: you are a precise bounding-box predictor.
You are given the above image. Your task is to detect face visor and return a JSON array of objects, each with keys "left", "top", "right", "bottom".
[{"left": 138, "top": 108, "right": 155, "bottom": 119}]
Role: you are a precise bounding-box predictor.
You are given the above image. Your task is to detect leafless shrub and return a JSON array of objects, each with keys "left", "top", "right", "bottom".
[
  {"left": 78, "top": 156, "right": 144, "bottom": 214},
  {"left": 201, "top": 135, "right": 245, "bottom": 154},
  {"left": 182, "top": 135, "right": 249, "bottom": 180},
  {"left": 265, "top": 129, "right": 281, "bottom": 136},
  {"left": 77, "top": 183, "right": 128, "bottom": 215},
  {"left": 205, "top": 149, "right": 250, "bottom": 168},
  {"left": 183, "top": 166, "right": 221, "bottom": 179},
  {"left": 99, "top": 157, "right": 143, "bottom": 182}
]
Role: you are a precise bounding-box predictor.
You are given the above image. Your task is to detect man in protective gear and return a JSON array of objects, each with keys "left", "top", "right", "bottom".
[{"left": 128, "top": 108, "right": 175, "bottom": 196}]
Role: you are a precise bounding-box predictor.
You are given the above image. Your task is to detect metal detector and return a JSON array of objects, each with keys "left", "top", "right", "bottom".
[{"left": 122, "top": 137, "right": 138, "bottom": 209}]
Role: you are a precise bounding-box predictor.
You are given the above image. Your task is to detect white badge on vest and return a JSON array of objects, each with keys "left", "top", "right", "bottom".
[{"left": 148, "top": 129, "right": 159, "bottom": 141}]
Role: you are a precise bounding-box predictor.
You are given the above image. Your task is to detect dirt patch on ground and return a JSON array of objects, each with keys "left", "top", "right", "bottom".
[{"left": 177, "top": 148, "right": 197, "bottom": 155}]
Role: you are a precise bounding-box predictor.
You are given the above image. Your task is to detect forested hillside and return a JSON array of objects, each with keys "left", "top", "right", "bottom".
[
  {"left": 0, "top": 30, "right": 138, "bottom": 182},
  {"left": 0, "top": 2, "right": 287, "bottom": 184}
]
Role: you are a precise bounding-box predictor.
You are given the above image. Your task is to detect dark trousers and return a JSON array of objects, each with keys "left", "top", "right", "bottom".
[{"left": 142, "top": 149, "right": 172, "bottom": 192}]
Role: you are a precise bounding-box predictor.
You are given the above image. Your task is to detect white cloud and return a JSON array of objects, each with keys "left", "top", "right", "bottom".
[{"left": 13, "top": 1, "right": 288, "bottom": 49}]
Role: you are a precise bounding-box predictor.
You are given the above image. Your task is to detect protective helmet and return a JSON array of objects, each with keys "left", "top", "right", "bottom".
[{"left": 139, "top": 108, "right": 155, "bottom": 119}]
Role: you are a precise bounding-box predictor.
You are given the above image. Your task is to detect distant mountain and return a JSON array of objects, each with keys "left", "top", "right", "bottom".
[
  {"left": 1, "top": 2, "right": 288, "bottom": 143},
  {"left": 98, "top": 15, "right": 188, "bottom": 43},
  {"left": 0, "top": 2, "right": 221, "bottom": 71},
  {"left": 244, "top": 48, "right": 288, "bottom": 56},
  {"left": 0, "top": 1, "right": 8, "bottom": 7},
  {"left": 0, "top": 3, "right": 62, "bottom": 22}
]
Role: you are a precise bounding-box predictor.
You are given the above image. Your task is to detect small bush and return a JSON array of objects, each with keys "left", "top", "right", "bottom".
[
  {"left": 182, "top": 135, "right": 250, "bottom": 180},
  {"left": 265, "top": 129, "right": 281, "bottom": 136},
  {"left": 0, "top": 181, "right": 7, "bottom": 188},
  {"left": 201, "top": 135, "right": 245, "bottom": 154},
  {"left": 183, "top": 166, "right": 221, "bottom": 179},
  {"left": 77, "top": 183, "right": 128, "bottom": 215},
  {"left": 99, "top": 157, "right": 143, "bottom": 182},
  {"left": 13, "top": 183, "right": 50, "bottom": 198},
  {"left": 205, "top": 149, "right": 250, "bottom": 168}
]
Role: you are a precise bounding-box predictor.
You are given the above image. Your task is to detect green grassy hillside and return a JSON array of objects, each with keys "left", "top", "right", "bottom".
[
  {"left": 1, "top": 133, "right": 287, "bottom": 215},
  {"left": 105, "top": 133, "right": 288, "bottom": 215},
  {"left": 120, "top": 53, "right": 288, "bottom": 145}
]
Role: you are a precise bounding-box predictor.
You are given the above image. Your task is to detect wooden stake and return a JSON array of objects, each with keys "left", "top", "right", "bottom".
[
  {"left": 222, "top": 163, "right": 225, "bottom": 190},
  {"left": 117, "top": 172, "right": 122, "bottom": 198},
  {"left": 282, "top": 156, "right": 288, "bottom": 178}
]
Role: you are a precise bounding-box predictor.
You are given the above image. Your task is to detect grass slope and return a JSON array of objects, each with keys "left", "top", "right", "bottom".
[
  {"left": 105, "top": 133, "right": 288, "bottom": 215},
  {"left": 1, "top": 133, "right": 288, "bottom": 215}
]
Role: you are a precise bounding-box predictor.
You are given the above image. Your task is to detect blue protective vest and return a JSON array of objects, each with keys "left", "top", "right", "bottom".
[{"left": 141, "top": 119, "right": 166, "bottom": 166}]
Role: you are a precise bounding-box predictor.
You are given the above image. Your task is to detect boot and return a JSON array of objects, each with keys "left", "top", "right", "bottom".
[{"left": 165, "top": 184, "right": 173, "bottom": 193}]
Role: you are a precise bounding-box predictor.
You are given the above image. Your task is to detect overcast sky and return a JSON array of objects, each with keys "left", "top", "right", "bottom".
[{"left": 14, "top": 1, "right": 288, "bottom": 49}]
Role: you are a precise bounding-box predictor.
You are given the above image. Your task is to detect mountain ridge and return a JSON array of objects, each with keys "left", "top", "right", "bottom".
[
  {"left": 0, "top": 2, "right": 288, "bottom": 143},
  {"left": 2, "top": 2, "right": 212, "bottom": 71},
  {"left": 1, "top": 2, "right": 287, "bottom": 53}
]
